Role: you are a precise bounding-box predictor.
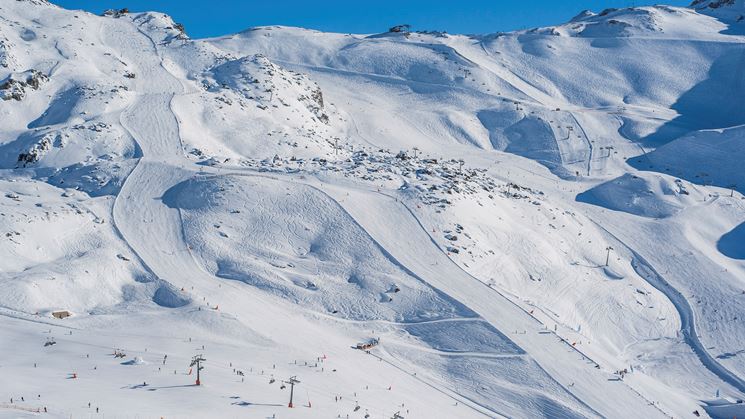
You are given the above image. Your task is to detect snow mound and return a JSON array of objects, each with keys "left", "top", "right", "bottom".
[
  {"left": 603, "top": 266, "right": 626, "bottom": 280},
  {"left": 121, "top": 356, "right": 147, "bottom": 365},
  {"left": 703, "top": 399, "right": 745, "bottom": 418},
  {"left": 717, "top": 222, "right": 745, "bottom": 259},
  {"left": 128, "top": 12, "right": 187, "bottom": 44},
  {"left": 630, "top": 126, "right": 745, "bottom": 193},
  {"left": 152, "top": 283, "right": 191, "bottom": 308},
  {"left": 478, "top": 109, "right": 571, "bottom": 177},
  {"left": 577, "top": 173, "right": 696, "bottom": 218},
  {"left": 162, "top": 175, "right": 474, "bottom": 322},
  {"left": 172, "top": 51, "right": 340, "bottom": 162},
  {"left": 205, "top": 54, "right": 329, "bottom": 125},
  {"left": 566, "top": 7, "right": 665, "bottom": 38}
]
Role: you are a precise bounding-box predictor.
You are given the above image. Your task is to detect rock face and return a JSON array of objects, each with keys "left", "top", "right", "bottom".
[{"left": 0, "top": 70, "right": 47, "bottom": 101}]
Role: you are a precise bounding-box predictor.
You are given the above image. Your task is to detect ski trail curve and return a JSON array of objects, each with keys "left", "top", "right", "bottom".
[
  {"left": 198, "top": 171, "right": 592, "bottom": 418},
  {"left": 312, "top": 182, "right": 672, "bottom": 418},
  {"left": 99, "top": 20, "right": 506, "bottom": 418},
  {"left": 590, "top": 220, "right": 745, "bottom": 395},
  {"left": 98, "top": 17, "right": 187, "bottom": 301}
]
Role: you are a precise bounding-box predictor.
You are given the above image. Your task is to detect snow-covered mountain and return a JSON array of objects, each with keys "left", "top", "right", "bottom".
[{"left": 0, "top": 0, "right": 744, "bottom": 417}]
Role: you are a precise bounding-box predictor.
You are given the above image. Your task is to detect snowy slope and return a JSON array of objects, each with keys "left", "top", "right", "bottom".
[
  {"left": 631, "top": 125, "right": 745, "bottom": 193},
  {"left": 1, "top": 0, "right": 744, "bottom": 418}
]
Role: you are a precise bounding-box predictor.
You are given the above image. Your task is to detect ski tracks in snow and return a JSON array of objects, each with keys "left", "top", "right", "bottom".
[
  {"left": 98, "top": 21, "right": 514, "bottom": 418},
  {"left": 312, "top": 182, "right": 670, "bottom": 418},
  {"left": 590, "top": 219, "right": 745, "bottom": 395},
  {"left": 97, "top": 15, "right": 691, "bottom": 417}
]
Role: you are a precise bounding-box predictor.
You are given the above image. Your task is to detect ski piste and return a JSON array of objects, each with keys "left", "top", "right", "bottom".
[{"left": 1, "top": 1, "right": 744, "bottom": 417}]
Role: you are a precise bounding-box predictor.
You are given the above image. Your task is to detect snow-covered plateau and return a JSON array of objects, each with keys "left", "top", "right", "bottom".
[{"left": 1, "top": 0, "right": 744, "bottom": 417}]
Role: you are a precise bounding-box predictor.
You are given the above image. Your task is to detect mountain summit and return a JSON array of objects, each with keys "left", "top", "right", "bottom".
[
  {"left": 691, "top": 0, "right": 740, "bottom": 9},
  {"left": 691, "top": 0, "right": 745, "bottom": 20}
]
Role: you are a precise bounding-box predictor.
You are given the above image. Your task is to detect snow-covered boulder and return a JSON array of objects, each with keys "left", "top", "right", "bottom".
[{"left": 0, "top": 70, "right": 47, "bottom": 101}]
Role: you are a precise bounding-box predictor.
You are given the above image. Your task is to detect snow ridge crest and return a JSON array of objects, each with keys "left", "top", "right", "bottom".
[{"left": 690, "top": 0, "right": 742, "bottom": 10}]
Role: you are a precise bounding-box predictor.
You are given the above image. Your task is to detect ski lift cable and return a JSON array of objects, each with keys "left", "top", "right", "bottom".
[{"left": 276, "top": 375, "right": 389, "bottom": 417}]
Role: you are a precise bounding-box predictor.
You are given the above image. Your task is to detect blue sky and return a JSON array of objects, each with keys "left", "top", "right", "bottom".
[{"left": 54, "top": 0, "right": 691, "bottom": 38}]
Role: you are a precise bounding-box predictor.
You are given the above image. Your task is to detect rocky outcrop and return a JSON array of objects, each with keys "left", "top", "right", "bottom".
[
  {"left": 0, "top": 70, "right": 48, "bottom": 101},
  {"left": 205, "top": 54, "right": 330, "bottom": 125},
  {"left": 691, "top": 0, "right": 737, "bottom": 9},
  {"left": 102, "top": 8, "right": 129, "bottom": 18},
  {"left": 17, "top": 134, "right": 53, "bottom": 166},
  {"left": 0, "top": 38, "right": 15, "bottom": 69}
]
